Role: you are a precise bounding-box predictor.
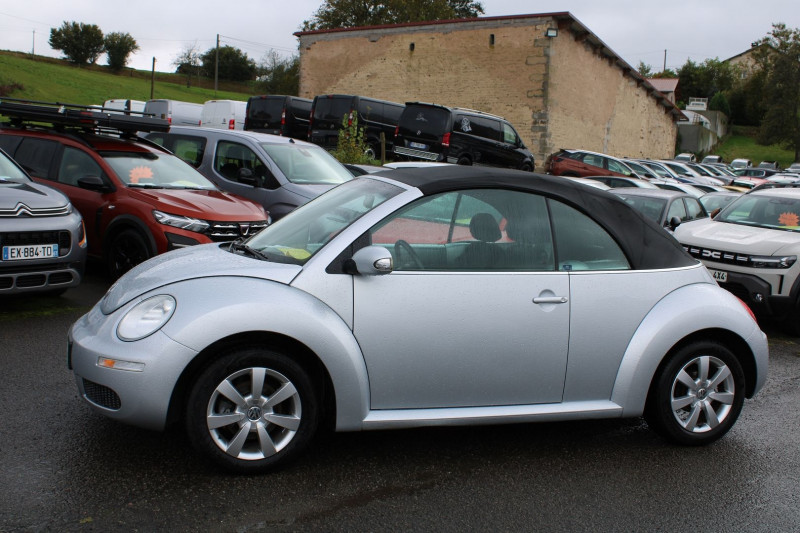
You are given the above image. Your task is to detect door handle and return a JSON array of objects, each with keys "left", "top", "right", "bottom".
[{"left": 533, "top": 296, "right": 568, "bottom": 304}]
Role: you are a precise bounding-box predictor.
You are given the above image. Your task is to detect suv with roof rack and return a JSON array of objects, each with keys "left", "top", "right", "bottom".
[
  {"left": 393, "top": 102, "right": 534, "bottom": 171},
  {"left": 0, "top": 99, "right": 269, "bottom": 278},
  {"left": 675, "top": 182, "right": 800, "bottom": 334}
]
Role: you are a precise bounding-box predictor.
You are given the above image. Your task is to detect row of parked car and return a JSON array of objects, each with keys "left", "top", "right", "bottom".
[{"left": 114, "top": 94, "right": 537, "bottom": 172}]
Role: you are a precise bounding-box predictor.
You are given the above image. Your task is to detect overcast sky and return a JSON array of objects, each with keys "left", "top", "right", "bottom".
[{"left": 1, "top": 1, "right": 798, "bottom": 74}]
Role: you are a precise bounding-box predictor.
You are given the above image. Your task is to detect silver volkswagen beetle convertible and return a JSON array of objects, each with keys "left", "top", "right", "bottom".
[{"left": 68, "top": 166, "right": 768, "bottom": 473}]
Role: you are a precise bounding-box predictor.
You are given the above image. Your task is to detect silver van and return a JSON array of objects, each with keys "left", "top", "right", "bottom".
[
  {"left": 144, "top": 99, "right": 203, "bottom": 126},
  {"left": 146, "top": 126, "right": 353, "bottom": 220}
]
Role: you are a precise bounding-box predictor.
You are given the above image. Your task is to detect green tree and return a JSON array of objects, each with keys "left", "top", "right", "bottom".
[
  {"left": 303, "top": 0, "right": 484, "bottom": 31},
  {"left": 677, "top": 58, "right": 737, "bottom": 101},
  {"left": 104, "top": 32, "right": 139, "bottom": 72},
  {"left": 174, "top": 43, "right": 202, "bottom": 87},
  {"left": 727, "top": 68, "right": 767, "bottom": 126},
  {"left": 637, "top": 61, "right": 653, "bottom": 78},
  {"left": 257, "top": 51, "right": 300, "bottom": 95},
  {"left": 753, "top": 23, "right": 800, "bottom": 160},
  {"left": 49, "top": 21, "right": 105, "bottom": 65},
  {"left": 200, "top": 45, "right": 257, "bottom": 82},
  {"left": 709, "top": 91, "right": 731, "bottom": 117}
]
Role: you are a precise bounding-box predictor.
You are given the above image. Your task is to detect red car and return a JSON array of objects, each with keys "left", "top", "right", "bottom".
[
  {"left": 546, "top": 148, "right": 635, "bottom": 178},
  {"left": 0, "top": 100, "right": 269, "bottom": 277}
]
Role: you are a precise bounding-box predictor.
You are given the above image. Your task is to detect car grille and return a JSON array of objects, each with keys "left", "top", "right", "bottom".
[
  {"left": 205, "top": 221, "right": 269, "bottom": 242},
  {"left": 83, "top": 379, "right": 122, "bottom": 410},
  {"left": 682, "top": 244, "right": 765, "bottom": 267},
  {"left": 0, "top": 203, "right": 71, "bottom": 218},
  {"left": 0, "top": 264, "right": 76, "bottom": 290},
  {"left": 0, "top": 230, "right": 72, "bottom": 256},
  {"left": 394, "top": 146, "right": 439, "bottom": 161}
]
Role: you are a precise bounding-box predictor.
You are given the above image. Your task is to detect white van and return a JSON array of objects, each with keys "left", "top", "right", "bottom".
[
  {"left": 103, "top": 99, "right": 147, "bottom": 115},
  {"left": 200, "top": 100, "right": 247, "bottom": 130},
  {"left": 145, "top": 99, "right": 203, "bottom": 126}
]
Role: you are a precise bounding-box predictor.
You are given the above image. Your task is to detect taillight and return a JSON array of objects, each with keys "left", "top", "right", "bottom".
[
  {"left": 280, "top": 110, "right": 286, "bottom": 136},
  {"left": 228, "top": 119, "right": 235, "bottom": 130},
  {"left": 736, "top": 297, "right": 758, "bottom": 323},
  {"left": 167, "top": 117, "right": 172, "bottom": 124},
  {"left": 442, "top": 132, "right": 450, "bottom": 147}
]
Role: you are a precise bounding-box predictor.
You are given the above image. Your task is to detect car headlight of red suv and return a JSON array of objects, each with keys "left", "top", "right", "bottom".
[{"left": 153, "top": 210, "right": 210, "bottom": 233}]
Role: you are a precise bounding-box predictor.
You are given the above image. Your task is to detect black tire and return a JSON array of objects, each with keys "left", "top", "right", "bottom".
[
  {"left": 645, "top": 340, "right": 745, "bottom": 446},
  {"left": 364, "top": 143, "right": 378, "bottom": 160},
  {"left": 185, "top": 347, "right": 320, "bottom": 474},
  {"left": 107, "top": 229, "right": 151, "bottom": 279},
  {"left": 457, "top": 156, "right": 472, "bottom": 166},
  {"left": 520, "top": 163, "right": 533, "bottom": 172}
]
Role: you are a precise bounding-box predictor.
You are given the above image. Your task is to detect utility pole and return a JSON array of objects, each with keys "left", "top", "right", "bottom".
[
  {"left": 663, "top": 50, "right": 667, "bottom": 73},
  {"left": 214, "top": 34, "right": 219, "bottom": 96},
  {"left": 31, "top": 29, "right": 35, "bottom": 57},
  {"left": 150, "top": 57, "right": 156, "bottom": 100}
]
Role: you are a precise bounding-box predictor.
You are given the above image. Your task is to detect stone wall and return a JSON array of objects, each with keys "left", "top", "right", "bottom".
[{"left": 296, "top": 15, "right": 678, "bottom": 169}]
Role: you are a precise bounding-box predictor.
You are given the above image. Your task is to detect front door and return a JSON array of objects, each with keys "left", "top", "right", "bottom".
[{"left": 352, "top": 188, "right": 570, "bottom": 409}]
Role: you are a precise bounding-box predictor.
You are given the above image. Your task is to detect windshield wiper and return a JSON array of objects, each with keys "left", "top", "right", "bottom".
[
  {"left": 228, "top": 239, "right": 270, "bottom": 261},
  {"left": 128, "top": 183, "right": 165, "bottom": 189}
]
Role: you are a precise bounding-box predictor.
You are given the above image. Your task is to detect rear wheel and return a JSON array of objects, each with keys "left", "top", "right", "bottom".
[
  {"left": 520, "top": 163, "right": 533, "bottom": 172},
  {"left": 457, "top": 156, "right": 472, "bottom": 166},
  {"left": 186, "top": 347, "right": 319, "bottom": 473},
  {"left": 107, "top": 229, "right": 151, "bottom": 279},
  {"left": 645, "top": 340, "right": 744, "bottom": 445}
]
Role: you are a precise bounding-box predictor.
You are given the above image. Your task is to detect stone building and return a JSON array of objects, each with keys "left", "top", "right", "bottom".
[{"left": 294, "top": 12, "right": 684, "bottom": 170}]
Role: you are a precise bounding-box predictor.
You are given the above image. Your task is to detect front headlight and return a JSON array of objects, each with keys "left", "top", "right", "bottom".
[
  {"left": 117, "top": 295, "right": 176, "bottom": 341},
  {"left": 750, "top": 255, "right": 797, "bottom": 269},
  {"left": 153, "top": 210, "right": 210, "bottom": 233}
]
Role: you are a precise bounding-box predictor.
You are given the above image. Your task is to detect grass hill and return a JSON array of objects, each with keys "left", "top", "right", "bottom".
[
  {"left": 0, "top": 50, "right": 253, "bottom": 105},
  {"left": 715, "top": 126, "right": 796, "bottom": 168}
]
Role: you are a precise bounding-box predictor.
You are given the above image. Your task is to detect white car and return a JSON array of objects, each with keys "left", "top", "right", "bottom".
[{"left": 675, "top": 183, "right": 800, "bottom": 334}]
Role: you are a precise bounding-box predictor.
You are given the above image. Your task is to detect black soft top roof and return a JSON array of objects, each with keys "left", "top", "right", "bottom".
[{"left": 379, "top": 166, "right": 696, "bottom": 270}]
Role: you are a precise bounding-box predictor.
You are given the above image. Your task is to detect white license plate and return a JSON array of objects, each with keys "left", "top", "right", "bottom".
[
  {"left": 709, "top": 269, "right": 727, "bottom": 283},
  {"left": 409, "top": 142, "right": 429, "bottom": 150},
  {"left": 2, "top": 244, "right": 58, "bottom": 261}
]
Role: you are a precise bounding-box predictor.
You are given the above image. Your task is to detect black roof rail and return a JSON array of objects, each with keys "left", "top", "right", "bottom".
[
  {"left": 0, "top": 98, "right": 169, "bottom": 134},
  {"left": 748, "top": 182, "right": 800, "bottom": 192}
]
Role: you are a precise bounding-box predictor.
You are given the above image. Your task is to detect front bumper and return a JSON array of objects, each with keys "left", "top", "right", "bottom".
[
  {"left": 68, "top": 302, "right": 198, "bottom": 431},
  {"left": 717, "top": 270, "right": 796, "bottom": 320}
]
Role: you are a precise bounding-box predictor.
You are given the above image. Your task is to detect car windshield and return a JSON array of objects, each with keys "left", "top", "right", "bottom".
[
  {"left": 238, "top": 177, "right": 403, "bottom": 265},
  {"left": 260, "top": 143, "right": 354, "bottom": 185},
  {"left": 716, "top": 194, "right": 800, "bottom": 231},
  {"left": 101, "top": 151, "right": 217, "bottom": 189},
  {"left": 700, "top": 194, "right": 738, "bottom": 213},
  {"left": 615, "top": 194, "right": 666, "bottom": 223},
  {"left": 0, "top": 151, "right": 30, "bottom": 183}
]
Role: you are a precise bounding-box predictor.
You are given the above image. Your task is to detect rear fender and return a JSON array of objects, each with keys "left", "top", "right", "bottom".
[{"left": 611, "top": 283, "right": 767, "bottom": 416}]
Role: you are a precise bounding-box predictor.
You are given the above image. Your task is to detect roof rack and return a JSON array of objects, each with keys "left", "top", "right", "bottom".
[{"left": 0, "top": 98, "right": 169, "bottom": 134}]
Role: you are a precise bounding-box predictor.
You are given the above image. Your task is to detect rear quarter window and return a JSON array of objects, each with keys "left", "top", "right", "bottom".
[{"left": 12, "top": 138, "right": 60, "bottom": 180}]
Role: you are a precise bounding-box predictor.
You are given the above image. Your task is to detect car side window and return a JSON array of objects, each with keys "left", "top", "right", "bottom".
[
  {"left": 607, "top": 159, "right": 632, "bottom": 176},
  {"left": 214, "top": 141, "right": 265, "bottom": 184},
  {"left": 685, "top": 198, "right": 705, "bottom": 221},
  {"left": 502, "top": 123, "right": 518, "bottom": 145},
  {"left": 149, "top": 133, "right": 206, "bottom": 168},
  {"left": 13, "top": 138, "right": 59, "bottom": 179},
  {"left": 581, "top": 153, "right": 603, "bottom": 168},
  {"left": 58, "top": 147, "right": 103, "bottom": 186},
  {"left": 667, "top": 198, "right": 688, "bottom": 222},
  {"left": 548, "top": 200, "right": 630, "bottom": 271},
  {"left": 369, "top": 189, "right": 554, "bottom": 272}
]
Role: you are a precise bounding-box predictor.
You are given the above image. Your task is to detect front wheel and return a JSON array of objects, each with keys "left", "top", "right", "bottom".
[
  {"left": 645, "top": 341, "right": 744, "bottom": 446},
  {"left": 186, "top": 347, "right": 319, "bottom": 473},
  {"left": 107, "top": 229, "right": 151, "bottom": 279}
]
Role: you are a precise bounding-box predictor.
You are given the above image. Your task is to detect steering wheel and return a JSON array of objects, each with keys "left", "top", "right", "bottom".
[{"left": 394, "top": 239, "right": 424, "bottom": 270}]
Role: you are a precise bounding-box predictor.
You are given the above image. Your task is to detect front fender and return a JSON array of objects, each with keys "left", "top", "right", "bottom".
[
  {"left": 158, "top": 276, "right": 369, "bottom": 430},
  {"left": 611, "top": 283, "right": 768, "bottom": 416}
]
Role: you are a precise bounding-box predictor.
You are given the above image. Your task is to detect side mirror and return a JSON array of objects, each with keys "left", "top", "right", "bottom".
[
  {"left": 346, "top": 246, "right": 393, "bottom": 275},
  {"left": 77, "top": 175, "right": 109, "bottom": 192},
  {"left": 668, "top": 216, "right": 682, "bottom": 230}
]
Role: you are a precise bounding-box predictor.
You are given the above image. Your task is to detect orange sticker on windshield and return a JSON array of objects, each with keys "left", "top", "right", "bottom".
[
  {"left": 129, "top": 166, "right": 154, "bottom": 184},
  {"left": 779, "top": 212, "right": 799, "bottom": 227}
]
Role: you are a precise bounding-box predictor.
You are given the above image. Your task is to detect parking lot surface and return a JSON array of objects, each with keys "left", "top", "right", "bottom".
[{"left": 1, "top": 269, "right": 799, "bottom": 532}]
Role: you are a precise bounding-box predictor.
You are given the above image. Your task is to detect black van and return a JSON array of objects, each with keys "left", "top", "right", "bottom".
[
  {"left": 245, "top": 95, "right": 312, "bottom": 140},
  {"left": 394, "top": 102, "right": 534, "bottom": 171},
  {"left": 309, "top": 94, "right": 405, "bottom": 158}
]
